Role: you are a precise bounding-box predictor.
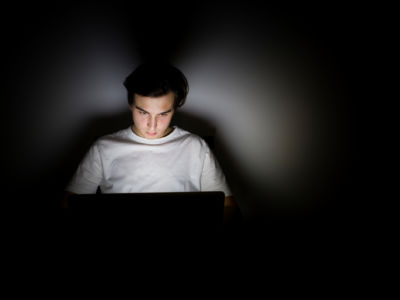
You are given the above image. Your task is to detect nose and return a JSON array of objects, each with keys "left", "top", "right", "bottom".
[{"left": 147, "top": 116, "right": 157, "bottom": 130}]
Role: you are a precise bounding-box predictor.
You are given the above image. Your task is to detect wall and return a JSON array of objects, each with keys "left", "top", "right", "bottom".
[{"left": 3, "top": 2, "right": 363, "bottom": 223}]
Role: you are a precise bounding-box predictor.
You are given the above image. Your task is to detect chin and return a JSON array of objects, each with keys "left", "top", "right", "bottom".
[{"left": 144, "top": 133, "right": 158, "bottom": 138}]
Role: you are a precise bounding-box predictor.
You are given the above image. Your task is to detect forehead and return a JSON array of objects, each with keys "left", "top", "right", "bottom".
[{"left": 134, "top": 92, "right": 175, "bottom": 111}]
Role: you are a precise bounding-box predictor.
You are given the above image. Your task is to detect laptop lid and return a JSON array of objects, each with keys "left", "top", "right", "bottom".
[{"left": 65, "top": 192, "right": 225, "bottom": 233}]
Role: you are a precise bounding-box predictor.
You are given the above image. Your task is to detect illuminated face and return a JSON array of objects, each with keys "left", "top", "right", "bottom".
[{"left": 130, "top": 92, "right": 175, "bottom": 139}]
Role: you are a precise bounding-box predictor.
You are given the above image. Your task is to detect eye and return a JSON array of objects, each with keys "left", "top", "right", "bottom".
[
  {"left": 160, "top": 113, "right": 169, "bottom": 117},
  {"left": 138, "top": 110, "right": 147, "bottom": 115}
]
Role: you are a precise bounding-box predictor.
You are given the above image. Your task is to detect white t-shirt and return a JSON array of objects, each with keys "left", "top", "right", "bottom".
[{"left": 66, "top": 126, "right": 232, "bottom": 196}]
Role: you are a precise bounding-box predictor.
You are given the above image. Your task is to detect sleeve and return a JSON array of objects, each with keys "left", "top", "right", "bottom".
[
  {"left": 65, "top": 142, "right": 103, "bottom": 194},
  {"left": 200, "top": 146, "right": 233, "bottom": 197}
]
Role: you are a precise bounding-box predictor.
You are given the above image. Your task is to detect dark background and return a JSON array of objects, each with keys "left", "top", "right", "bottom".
[{"left": 1, "top": 1, "right": 385, "bottom": 232}]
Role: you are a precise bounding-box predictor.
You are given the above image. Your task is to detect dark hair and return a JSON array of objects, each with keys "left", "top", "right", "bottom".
[{"left": 123, "top": 63, "right": 189, "bottom": 109}]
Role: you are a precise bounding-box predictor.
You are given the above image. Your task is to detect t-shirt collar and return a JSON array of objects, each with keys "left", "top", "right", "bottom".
[{"left": 128, "top": 125, "right": 178, "bottom": 144}]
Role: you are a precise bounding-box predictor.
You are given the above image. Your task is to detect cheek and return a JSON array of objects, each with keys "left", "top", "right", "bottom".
[
  {"left": 133, "top": 114, "right": 146, "bottom": 124},
  {"left": 159, "top": 116, "right": 172, "bottom": 125}
]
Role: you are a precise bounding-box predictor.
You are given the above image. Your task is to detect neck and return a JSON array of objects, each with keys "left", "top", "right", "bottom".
[{"left": 131, "top": 126, "right": 174, "bottom": 138}]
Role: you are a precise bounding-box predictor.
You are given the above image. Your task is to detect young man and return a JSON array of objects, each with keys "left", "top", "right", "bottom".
[{"left": 62, "top": 63, "right": 237, "bottom": 223}]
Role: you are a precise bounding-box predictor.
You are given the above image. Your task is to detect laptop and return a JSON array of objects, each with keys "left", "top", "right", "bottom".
[{"left": 64, "top": 192, "right": 225, "bottom": 233}]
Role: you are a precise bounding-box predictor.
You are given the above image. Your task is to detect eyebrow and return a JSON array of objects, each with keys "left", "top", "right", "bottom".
[{"left": 135, "top": 106, "right": 173, "bottom": 115}]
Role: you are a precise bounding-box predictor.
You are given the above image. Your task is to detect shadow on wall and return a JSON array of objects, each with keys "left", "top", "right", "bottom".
[{"left": 51, "top": 107, "right": 338, "bottom": 226}]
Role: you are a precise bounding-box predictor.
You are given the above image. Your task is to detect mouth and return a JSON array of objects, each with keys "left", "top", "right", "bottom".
[{"left": 146, "top": 132, "right": 157, "bottom": 136}]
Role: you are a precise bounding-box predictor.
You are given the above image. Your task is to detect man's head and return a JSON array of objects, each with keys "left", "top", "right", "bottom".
[
  {"left": 123, "top": 63, "right": 189, "bottom": 139},
  {"left": 123, "top": 63, "right": 189, "bottom": 109}
]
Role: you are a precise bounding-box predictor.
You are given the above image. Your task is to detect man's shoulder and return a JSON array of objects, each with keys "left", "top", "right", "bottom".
[
  {"left": 175, "top": 126, "right": 200, "bottom": 139},
  {"left": 174, "top": 127, "right": 209, "bottom": 148},
  {"left": 95, "top": 127, "right": 132, "bottom": 145}
]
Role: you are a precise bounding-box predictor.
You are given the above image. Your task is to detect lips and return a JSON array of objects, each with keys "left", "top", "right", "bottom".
[{"left": 146, "top": 132, "right": 157, "bottom": 136}]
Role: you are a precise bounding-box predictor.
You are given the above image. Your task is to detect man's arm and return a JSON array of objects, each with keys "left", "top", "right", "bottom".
[{"left": 224, "top": 196, "right": 240, "bottom": 226}]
